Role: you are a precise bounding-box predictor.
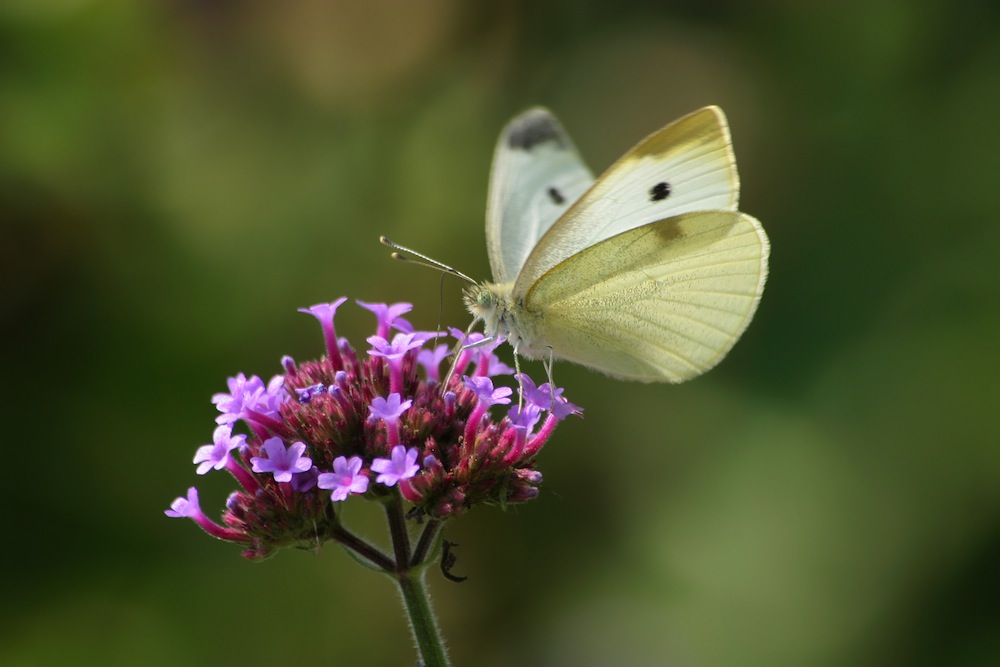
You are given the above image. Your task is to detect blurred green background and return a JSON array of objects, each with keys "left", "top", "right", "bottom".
[{"left": 3, "top": 1, "right": 998, "bottom": 665}]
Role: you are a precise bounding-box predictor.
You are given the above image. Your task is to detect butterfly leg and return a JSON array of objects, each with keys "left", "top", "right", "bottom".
[
  {"left": 544, "top": 346, "right": 556, "bottom": 408},
  {"left": 441, "top": 324, "right": 500, "bottom": 394},
  {"left": 440, "top": 321, "right": 478, "bottom": 394},
  {"left": 512, "top": 342, "right": 524, "bottom": 410},
  {"left": 543, "top": 347, "right": 555, "bottom": 386}
]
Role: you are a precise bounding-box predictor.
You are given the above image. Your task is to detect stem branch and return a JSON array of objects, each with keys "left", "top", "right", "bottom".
[
  {"left": 329, "top": 525, "right": 394, "bottom": 571},
  {"left": 411, "top": 519, "right": 442, "bottom": 567}
]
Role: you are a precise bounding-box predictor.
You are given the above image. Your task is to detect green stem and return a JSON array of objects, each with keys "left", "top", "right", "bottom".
[
  {"left": 384, "top": 490, "right": 412, "bottom": 567},
  {"left": 395, "top": 569, "right": 450, "bottom": 667}
]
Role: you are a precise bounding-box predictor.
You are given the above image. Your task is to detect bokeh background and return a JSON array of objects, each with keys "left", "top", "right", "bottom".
[{"left": 3, "top": 1, "right": 998, "bottom": 665}]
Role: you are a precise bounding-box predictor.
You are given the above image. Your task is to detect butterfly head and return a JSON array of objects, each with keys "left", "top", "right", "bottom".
[{"left": 463, "top": 282, "right": 515, "bottom": 340}]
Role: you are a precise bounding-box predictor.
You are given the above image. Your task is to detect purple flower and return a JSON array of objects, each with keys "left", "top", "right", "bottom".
[
  {"left": 212, "top": 373, "right": 265, "bottom": 425},
  {"left": 211, "top": 373, "right": 288, "bottom": 433},
  {"left": 367, "top": 332, "right": 430, "bottom": 361},
  {"left": 369, "top": 393, "right": 412, "bottom": 446},
  {"left": 368, "top": 393, "right": 412, "bottom": 424},
  {"left": 299, "top": 298, "right": 348, "bottom": 369},
  {"left": 250, "top": 437, "right": 313, "bottom": 483},
  {"left": 367, "top": 331, "right": 435, "bottom": 394},
  {"left": 165, "top": 487, "right": 203, "bottom": 519},
  {"left": 193, "top": 425, "right": 246, "bottom": 475},
  {"left": 318, "top": 456, "right": 370, "bottom": 501},
  {"left": 547, "top": 390, "right": 581, "bottom": 421},
  {"left": 448, "top": 328, "right": 508, "bottom": 377},
  {"left": 416, "top": 343, "right": 451, "bottom": 382},
  {"left": 483, "top": 354, "right": 514, "bottom": 376},
  {"left": 508, "top": 402, "right": 543, "bottom": 432},
  {"left": 371, "top": 445, "right": 420, "bottom": 487},
  {"left": 291, "top": 467, "right": 319, "bottom": 493},
  {"left": 166, "top": 487, "right": 248, "bottom": 543},
  {"left": 357, "top": 300, "right": 414, "bottom": 338},
  {"left": 463, "top": 376, "right": 512, "bottom": 407},
  {"left": 516, "top": 374, "right": 581, "bottom": 420},
  {"left": 256, "top": 375, "right": 288, "bottom": 415}
]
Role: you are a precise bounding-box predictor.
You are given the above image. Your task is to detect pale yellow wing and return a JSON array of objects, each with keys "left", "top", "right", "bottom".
[
  {"left": 524, "top": 210, "right": 768, "bottom": 382},
  {"left": 514, "top": 106, "right": 738, "bottom": 296}
]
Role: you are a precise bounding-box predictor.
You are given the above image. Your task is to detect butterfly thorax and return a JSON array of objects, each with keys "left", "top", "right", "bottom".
[{"left": 463, "top": 282, "right": 547, "bottom": 359}]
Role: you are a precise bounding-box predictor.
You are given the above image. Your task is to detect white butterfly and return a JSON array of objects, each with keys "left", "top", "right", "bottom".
[{"left": 388, "top": 106, "right": 769, "bottom": 383}]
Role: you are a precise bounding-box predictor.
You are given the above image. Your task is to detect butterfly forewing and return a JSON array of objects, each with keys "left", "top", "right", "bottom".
[
  {"left": 513, "top": 106, "right": 739, "bottom": 296},
  {"left": 486, "top": 108, "right": 595, "bottom": 284},
  {"left": 523, "top": 210, "right": 769, "bottom": 382}
]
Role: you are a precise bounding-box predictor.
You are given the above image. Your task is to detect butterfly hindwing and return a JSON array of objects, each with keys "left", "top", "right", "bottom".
[
  {"left": 513, "top": 106, "right": 740, "bottom": 296},
  {"left": 523, "top": 210, "right": 769, "bottom": 382},
  {"left": 486, "top": 108, "right": 595, "bottom": 284}
]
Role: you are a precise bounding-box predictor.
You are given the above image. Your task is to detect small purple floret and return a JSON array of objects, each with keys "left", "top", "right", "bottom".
[
  {"left": 371, "top": 445, "right": 420, "bottom": 487},
  {"left": 292, "top": 467, "right": 320, "bottom": 493},
  {"left": 299, "top": 298, "right": 348, "bottom": 368},
  {"left": 368, "top": 393, "right": 412, "bottom": 424},
  {"left": 508, "top": 402, "right": 543, "bottom": 432},
  {"left": 516, "top": 374, "right": 581, "bottom": 420},
  {"left": 212, "top": 373, "right": 264, "bottom": 425},
  {"left": 165, "top": 487, "right": 202, "bottom": 518},
  {"left": 416, "top": 343, "right": 451, "bottom": 382},
  {"left": 464, "top": 376, "right": 512, "bottom": 407},
  {"left": 250, "top": 437, "right": 313, "bottom": 483},
  {"left": 317, "top": 456, "right": 370, "bottom": 501},
  {"left": 367, "top": 332, "right": 430, "bottom": 361},
  {"left": 193, "top": 425, "right": 245, "bottom": 475},
  {"left": 357, "top": 300, "right": 415, "bottom": 337}
]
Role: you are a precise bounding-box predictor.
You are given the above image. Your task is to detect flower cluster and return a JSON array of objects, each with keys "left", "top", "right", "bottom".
[{"left": 166, "top": 299, "right": 580, "bottom": 559}]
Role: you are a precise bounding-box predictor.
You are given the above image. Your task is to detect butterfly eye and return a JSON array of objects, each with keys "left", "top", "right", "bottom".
[{"left": 649, "top": 181, "right": 671, "bottom": 202}]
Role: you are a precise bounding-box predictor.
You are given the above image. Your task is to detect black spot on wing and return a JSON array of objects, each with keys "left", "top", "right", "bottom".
[
  {"left": 649, "top": 181, "right": 671, "bottom": 201},
  {"left": 547, "top": 187, "right": 565, "bottom": 205},
  {"left": 507, "top": 111, "right": 563, "bottom": 150}
]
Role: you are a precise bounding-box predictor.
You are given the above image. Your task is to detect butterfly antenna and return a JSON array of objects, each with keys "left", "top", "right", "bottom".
[{"left": 380, "top": 236, "right": 477, "bottom": 285}]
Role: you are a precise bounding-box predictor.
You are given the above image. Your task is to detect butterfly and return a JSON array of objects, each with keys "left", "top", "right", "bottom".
[{"left": 386, "top": 106, "right": 769, "bottom": 383}]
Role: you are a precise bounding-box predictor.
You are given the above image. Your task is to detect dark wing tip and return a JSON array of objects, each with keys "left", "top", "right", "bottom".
[{"left": 505, "top": 108, "right": 564, "bottom": 151}]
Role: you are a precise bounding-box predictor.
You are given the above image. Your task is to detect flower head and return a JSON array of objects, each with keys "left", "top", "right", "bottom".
[{"left": 167, "top": 300, "right": 578, "bottom": 559}]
